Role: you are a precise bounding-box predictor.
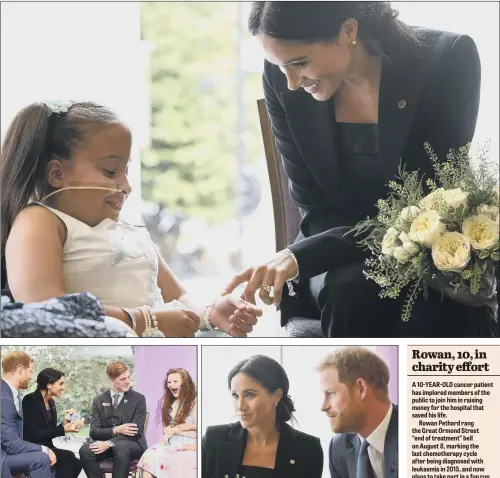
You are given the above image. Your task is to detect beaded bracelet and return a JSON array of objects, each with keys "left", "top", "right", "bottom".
[
  {"left": 139, "top": 306, "right": 165, "bottom": 337},
  {"left": 201, "top": 299, "right": 218, "bottom": 330}
]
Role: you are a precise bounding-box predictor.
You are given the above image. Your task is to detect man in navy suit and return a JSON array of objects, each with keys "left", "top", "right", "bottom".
[
  {"left": 1, "top": 351, "right": 56, "bottom": 478},
  {"left": 318, "top": 347, "right": 398, "bottom": 478}
]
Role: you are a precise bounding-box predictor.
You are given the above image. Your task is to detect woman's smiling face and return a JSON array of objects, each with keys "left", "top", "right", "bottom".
[{"left": 259, "top": 28, "right": 354, "bottom": 101}]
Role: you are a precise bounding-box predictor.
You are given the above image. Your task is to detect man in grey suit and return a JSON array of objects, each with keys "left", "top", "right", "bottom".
[
  {"left": 1, "top": 351, "right": 56, "bottom": 478},
  {"left": 318, "top": 347, "right": 398, "bottom": 478},
  {"left": 79, "top": 361, "right": 147, "bottom": 478}
]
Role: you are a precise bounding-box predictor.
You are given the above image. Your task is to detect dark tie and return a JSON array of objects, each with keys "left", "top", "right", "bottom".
[
  {"left": 112, "top": 393, "right": 120, "bottom": 409},
  {"left": 17, "top": 391, "right": 23, "bottom": 417},
  {"left": 357, "top": 439, "right": 375, "bottom": 478}
]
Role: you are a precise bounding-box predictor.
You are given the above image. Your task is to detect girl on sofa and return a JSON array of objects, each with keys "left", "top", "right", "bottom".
[{"left": 1, "top": 100, "right": 262, "bottom": 337}]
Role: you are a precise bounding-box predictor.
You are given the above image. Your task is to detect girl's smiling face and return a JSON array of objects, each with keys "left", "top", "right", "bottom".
[
  {"left": 46, "top": 122, "right": 132, "bottom": 226},
  {"left": 168, "top": 373, "right": 182, "bottom": 399}
]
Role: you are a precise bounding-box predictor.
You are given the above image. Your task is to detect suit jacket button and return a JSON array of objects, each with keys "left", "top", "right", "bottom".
[
  {"left": 398, "top": 100, "right": 407, "bottom": 109},
  {"left": 290, "top": 459, "right": 295, "bottom": 464}
]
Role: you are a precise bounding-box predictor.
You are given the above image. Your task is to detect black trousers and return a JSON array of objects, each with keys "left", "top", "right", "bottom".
[
  {"left": 294, "top": 261, "right": 497, "bottom": 338},
  {"left": 53, "top": 447, "right": 82, "bottom": 478},
  {"left": 79, "top": 441, "right": 143, "bottom": 478}
]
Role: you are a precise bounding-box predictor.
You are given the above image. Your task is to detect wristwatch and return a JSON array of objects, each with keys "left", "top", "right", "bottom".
[{"left": 107, "top": 441, "right": 115, "bottom": 448}]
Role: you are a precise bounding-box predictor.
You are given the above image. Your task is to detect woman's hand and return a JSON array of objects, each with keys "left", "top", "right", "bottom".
[
  {"left": 222, "top": 250, "right": 298, "bottom": 306},
  {"left": 210, "top": 296, "right": 263, "bottom": 337},
  {"left": 63, "top": 421, "right": 81, "bottom": 433},
  {"left": 62, "top": 409, "right": 77, "bottom": 424},
  {"left": 150, "top": 309, "right": 200, "bottom": 338}
]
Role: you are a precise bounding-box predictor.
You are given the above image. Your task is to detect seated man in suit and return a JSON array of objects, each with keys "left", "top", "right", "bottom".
[
  {"left": 79, "top": 361, "right": 147, "bottom": 478},
  {"left": 318, "top": 347, "right": 398, "bottom": 478},
  {"left": 1, "top": 351, "right": 56, "bottom": 478}
]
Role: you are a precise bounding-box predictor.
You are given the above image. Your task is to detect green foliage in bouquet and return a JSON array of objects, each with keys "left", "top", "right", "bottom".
[{"left": 348, "top": 142, "right": 499, "bottom": 321}]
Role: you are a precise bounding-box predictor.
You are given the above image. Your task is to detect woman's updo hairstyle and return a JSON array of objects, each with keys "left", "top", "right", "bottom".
[
  {"left": 228, "top": 355, "right": 296, "bottom": 426},
  {"left": 248, "top": 1, "right": 424, "bottom": 57},
  {"left": 36, "top": 368, "right": 65, "bottom": 391}
]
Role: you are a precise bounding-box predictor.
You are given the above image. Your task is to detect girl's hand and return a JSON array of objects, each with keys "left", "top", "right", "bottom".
[
  {"left": 179, "top": 443, "right": 196, "bottom": 452},
  {"left": 144, "top": 309, "right": 200, "bottom": 337},
  {"left": 209, "top": 296, "right": 263, "bottom": 337},
  {"left": 162, "top": 425, "right": 180, "bottom": 443}
]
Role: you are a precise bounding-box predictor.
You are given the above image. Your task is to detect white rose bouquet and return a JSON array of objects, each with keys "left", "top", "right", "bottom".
[{"left": 348, "top": 142, "right": 499, "bottom": 321}]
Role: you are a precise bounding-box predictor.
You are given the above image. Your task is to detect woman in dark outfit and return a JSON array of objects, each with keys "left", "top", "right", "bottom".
[
  {"left": 22, "top": 368, "right": 83, "bottom": 478},
  {"left": 202, "top": 355, "right": 323, "bottom": 478},
  {"left": 223, "top": 1, "right": 497, "bottom": 338}
]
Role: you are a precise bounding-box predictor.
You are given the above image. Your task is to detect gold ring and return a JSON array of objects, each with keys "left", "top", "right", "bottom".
[{"left": 261, "top": 285, "right": 272, "bottom": 293}]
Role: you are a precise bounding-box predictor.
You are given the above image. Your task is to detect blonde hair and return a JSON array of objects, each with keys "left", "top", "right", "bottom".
[
  {"left": 317, "top": 347, "right": 390, "bottom": 397},
  {"left": 1, "top": 351, "right": 33, "bottom": 374},
  {"left": 106, "top": 361, "right": 129, "bottom": 380}
]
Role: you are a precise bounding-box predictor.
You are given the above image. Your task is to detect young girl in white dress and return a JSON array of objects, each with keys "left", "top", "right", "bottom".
[
  {"left": 1, "top": 100, "right": 262, "bottom": 337},
  {"left": 138, "top": 369, "right": 197, "bottom": 478}
]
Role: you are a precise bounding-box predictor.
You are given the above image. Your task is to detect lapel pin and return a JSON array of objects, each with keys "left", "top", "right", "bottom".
[
  {"left": 290, "top": 459, "right": 295, "bottom": 464},
  {"left": 397, "top": 100, "right": 407, "bottom": 109}
]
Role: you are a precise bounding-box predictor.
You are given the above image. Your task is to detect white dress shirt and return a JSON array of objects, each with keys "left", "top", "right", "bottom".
[
  {"left": 110, "top": 389, "right": 125, "bottom": 407},
  {"left": 359, "top": 404, "right": 393, "bottom": 478}
]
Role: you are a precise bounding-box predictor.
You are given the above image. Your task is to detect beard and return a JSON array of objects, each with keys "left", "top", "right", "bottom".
[
  {"left": 19, "top": 377, "right": 30, "bottom": 390},
  {"left": 330, "top": 404, "right": 364, "bottom": 434}
]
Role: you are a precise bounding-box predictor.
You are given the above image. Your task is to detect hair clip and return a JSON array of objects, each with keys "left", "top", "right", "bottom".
[{"left": 42, "top": 100, "right": 74, "bottom": 115}]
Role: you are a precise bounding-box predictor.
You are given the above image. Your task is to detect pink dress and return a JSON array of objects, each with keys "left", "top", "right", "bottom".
[{"left": 138, "top": 413, "right": 196, "bottom": 478}]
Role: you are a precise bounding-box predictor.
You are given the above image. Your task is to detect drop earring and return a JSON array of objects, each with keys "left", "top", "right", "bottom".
[{"left": 351, "top": 39, "right": 357, "bottom": 45}]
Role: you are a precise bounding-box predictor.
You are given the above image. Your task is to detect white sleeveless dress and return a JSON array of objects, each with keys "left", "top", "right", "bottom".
[
  {"left": 35, "top": 203, "right": 165, "bottom": 309},
  {"left": 33, "top": 203, "right": 224, "bottom": 336}
]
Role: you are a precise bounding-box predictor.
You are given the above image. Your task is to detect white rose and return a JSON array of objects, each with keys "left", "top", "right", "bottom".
[
  {"left": 432, "top": 232, "right": 471, "bottom": 272},
  {"left": 396, "top": 206, "right": 421, "bottom": 228},
  {"left": 462, "top": 214, "right": 499, "bottom": 250},
  {"left": 399, "top": 232, "right": 420, "bottom": 255},
  {"left": 420, "top": 189, "right": 443, "bottom": 210},
  {"left": 477, "top": 204, "right": 499, "bottom": 223},
  {"left": 409, "top": 210, "right": 447, "bottom": 248},
  {"left": 381, "top": 227, "right": 399, "bottom": 256},
  {"left": 441, "top": 188, "right": 468, "bottom": 209},
  {"left": 393, "top": 246, "right": 412, "bottom": 264}
]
